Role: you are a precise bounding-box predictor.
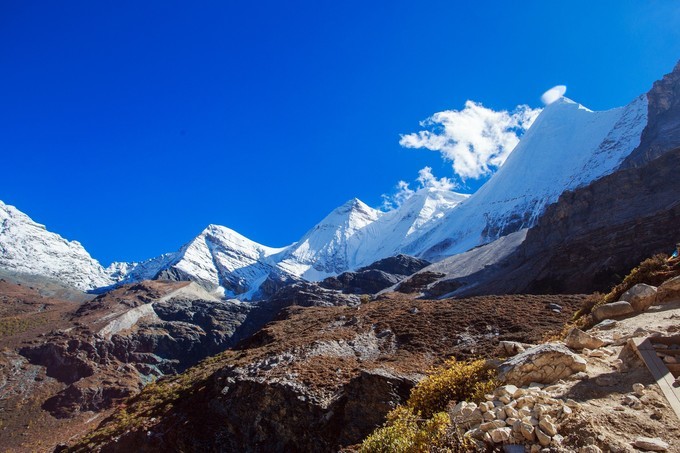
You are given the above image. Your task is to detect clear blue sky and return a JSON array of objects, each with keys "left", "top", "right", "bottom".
[{"left": 1, "top": 1, "right": 679, "bottom": 265}]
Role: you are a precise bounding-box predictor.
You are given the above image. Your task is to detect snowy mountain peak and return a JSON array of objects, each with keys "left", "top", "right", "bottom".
[
  {"left": 324, "top": 198, "right": 382, "bottom": 225},
  {"left": 1, "top": 66, "right": 664, "bottom": 298},
  {"left": 412, "top": 92, "right": 649, "bottom": 260},
  {"left": 0, "top": 200, "right": 114, "bottom": 291}
]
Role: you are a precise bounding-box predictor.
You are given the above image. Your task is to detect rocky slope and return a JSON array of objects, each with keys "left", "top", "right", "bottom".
[{"left": 65, "top": 292, "right": 587, "bottom": 452}]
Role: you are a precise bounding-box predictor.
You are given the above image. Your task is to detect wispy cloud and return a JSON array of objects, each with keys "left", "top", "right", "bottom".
[
  {"left": 381, "top": 180, "right": 414, "bottom": 210},
  {"left": 381, "top": 166, "right": 455, "bottom": 210},
  {"left": 416, "top": 166, "right": 454, "bottom": 190},
  {"left": 399, "top": 101, "right": 541, "bottom": 180}
]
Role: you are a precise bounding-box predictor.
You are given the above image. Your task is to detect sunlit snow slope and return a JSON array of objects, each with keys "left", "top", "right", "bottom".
[{"left": 0, "top": 200, "right": 114, "bottom": 291}]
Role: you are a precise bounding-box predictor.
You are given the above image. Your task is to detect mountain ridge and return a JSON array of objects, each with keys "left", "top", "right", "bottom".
[{"left": 3, "top": 63, "right": 679, "bottom": 297}]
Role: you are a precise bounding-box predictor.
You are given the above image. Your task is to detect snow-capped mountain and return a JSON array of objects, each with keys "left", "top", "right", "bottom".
[
  {"left": 407, "top": 94, "right": 648, "bottom": 261},
  {"left": 0, "top": 200, "right": 114, "bottom": 291},
  {"left": 276, "top": 199, "right": 384, "bottom": 280},
  {"left": 0, "top": 82, "right": 655, "bottom": 297},
  {"left": 115, "top": 225, "right": 287, "bottom": 298}
]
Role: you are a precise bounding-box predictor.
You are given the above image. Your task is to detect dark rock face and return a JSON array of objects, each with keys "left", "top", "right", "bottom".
[
  {"left": 357, "top": 254, "right": 430, "bottom": 276},
  {"left": 71, "top": 293, "right": 587, "bottom": 453},
  {"left": 395, "top": 271, "right": 446, "bottom": 294},
  {"left": 19, "top": 282, "right": 253, "bottom": 417},
  {"left": 205, "top": 368, "right": 418, "bottom": 452},
  {"left": 320, "top": 254, "right": 430, "bottom": 295},
  {"left": 321, "top": 269, "right": 401, "bottom": 294},
  {"left": 255, "top": 271, "right": 302, "bottom": 300},
  {"left": 446, "top": 62, "right": 680, "bottom": 297},
  {"left": 622, "top": 61, "right": 680, "bottom": 168},
  {"left": 470, "top": 147, "right": 680, "bottom": 295}
]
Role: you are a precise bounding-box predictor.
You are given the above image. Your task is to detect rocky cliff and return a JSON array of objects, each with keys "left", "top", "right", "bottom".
[{"left": 622, "top": 61, "right": 680, "bottom": 168}]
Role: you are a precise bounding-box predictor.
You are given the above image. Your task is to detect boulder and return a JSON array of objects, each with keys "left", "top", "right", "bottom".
[
  {"left": 620, "top": 283, "right": 657, "bottom": 312},
  {"left": 564, "top": 328, "right": 605, "bottom": 350},
  {"left": 592, "top": 301, "right": 634, "bottom": 322},
  {"left": 498, "top": 343, "right": 587, "bottom": 387},
  {"left": 489, "top": 427, "right": 512, "bottom": 443},
  {"left": 633, "top": 436, "right": 669, "bottom": 451},
  {"left": 499, "top": 341, "right": 526, "bottom": 356},
  {"left": 657, "top": 276, "right": 680, "bottom": 303}
]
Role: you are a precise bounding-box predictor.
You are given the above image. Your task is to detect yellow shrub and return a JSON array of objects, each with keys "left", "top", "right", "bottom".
[
  {"left": 359, "top": 407, "right": 451, "bottom": 453},
  {"left": 407, "top": 358, "right": 497, "bottom": 418},
  {"left": 360, "top": 358, "right": 496, "bottom": 452}
]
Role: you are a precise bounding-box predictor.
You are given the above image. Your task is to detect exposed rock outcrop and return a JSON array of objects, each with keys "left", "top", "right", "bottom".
[
  {"left": 320, "top": 255, "right": 430, "bottom": 295},
  {"left": 657, "top": 275, "right": 680, "bottom": 303},
  {"left": 498, "top": 343, "right": 587, "bottom": 386},
  {"left": 622, "top": 61, "right": 680, "bottom": 168},
  {"left": 461, "top": 147, "right": 680, "bottom": 296},
  {"left": 66, "top": 293, "right": 586, "bottom": 452}
]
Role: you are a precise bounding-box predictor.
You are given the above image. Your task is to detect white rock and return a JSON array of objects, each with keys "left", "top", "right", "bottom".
[
  {"left": 500, "top": 340, "right": 526, "bottom": 356},
  {"left": 565, "top": 327, "right": 605, "bottom": 350},
  {"left": 505, "top": 406, "right": 519, "bottom": 419},
  {"left": 520, "top": 422, "right": 535, "bottom": 441},
  {"left": 633, "top": 383, "right": 645, "bottom": 397},
  {"left": 633, "top": 437, "right": 669, "bottom": 451},
  {"left": 480, "top": 420, "right": 506, "bottom": 432},
  {"left": 498, "top": 344, "right": 587, "bottom": 386},
  {"left": 620, "top": 283, "right": 657, "bottom": 312},
  {"left": 489, "top": 427, "right": 512, "bottom": 443},
  {"left": 536, "top": 427, "right": 552, "bottom": 446},
  {"left": 592, "top": 301, "right": 634, "bottom": 321},
  {"left": 539, "top": 418, "right": 558, "bottom": 436},
  {"left": 495, "top": 384, "right": 519, "bottom": 397}
]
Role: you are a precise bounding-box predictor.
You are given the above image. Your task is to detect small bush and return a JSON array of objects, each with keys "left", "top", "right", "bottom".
[
  {"left": 359, "top": 407, "right": 453, "bottom": 453},
  {"left": 407, "top": 358, "right": 497, "bottom": 418},
  {"left": 360, "top": 359, "right": 496, "bottom": 452}
]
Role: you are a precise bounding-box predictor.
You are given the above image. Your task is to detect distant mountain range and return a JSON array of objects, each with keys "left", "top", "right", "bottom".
[{"left": 4, "top": 63, "right": 680, "bottom": 299}]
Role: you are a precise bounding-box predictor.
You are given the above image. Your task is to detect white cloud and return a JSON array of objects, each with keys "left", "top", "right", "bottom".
[
  {"left": 399, "top": 101, "right": 541, "bottom": 180},
  {"left": 381, "top": 180, "right": 414, "bottom": 210},
  {"left": 416, "top": 166, "right": 454, "bottom": 190},
  {"left": 381, "top": 167, "right": 455, "bottom": 210},
  {"left": 541, "top": 85, "right": 567, "bottom": 105}
]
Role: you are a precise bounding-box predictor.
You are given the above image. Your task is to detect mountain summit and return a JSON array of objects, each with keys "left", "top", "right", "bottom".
[{"left": 0, "top": 200, "right": 114, "bottom": 290}]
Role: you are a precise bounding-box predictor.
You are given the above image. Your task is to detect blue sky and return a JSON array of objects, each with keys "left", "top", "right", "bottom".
[{"left": 1, "top": 1, "right": 679, "bottom": 265}]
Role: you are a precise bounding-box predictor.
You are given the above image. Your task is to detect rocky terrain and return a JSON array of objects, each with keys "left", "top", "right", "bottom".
[
  {"left": 62, "top": 291, "right": 587, "bottom": 452},
  {"left": 1, "top": 56, "right": 679, "bottom": 453},
  {"left": 0, "top": 256, "right": 407, "bottom": 451}
]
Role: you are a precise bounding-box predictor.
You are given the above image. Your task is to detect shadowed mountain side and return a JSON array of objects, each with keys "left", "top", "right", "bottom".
[{"left": 450, "top": 147, "right": 680, "bottom": 296}]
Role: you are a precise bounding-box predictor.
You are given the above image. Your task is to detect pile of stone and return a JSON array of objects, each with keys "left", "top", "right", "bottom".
[{"left": 450, "top": 383, "right": 579, "bottom": 451}]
